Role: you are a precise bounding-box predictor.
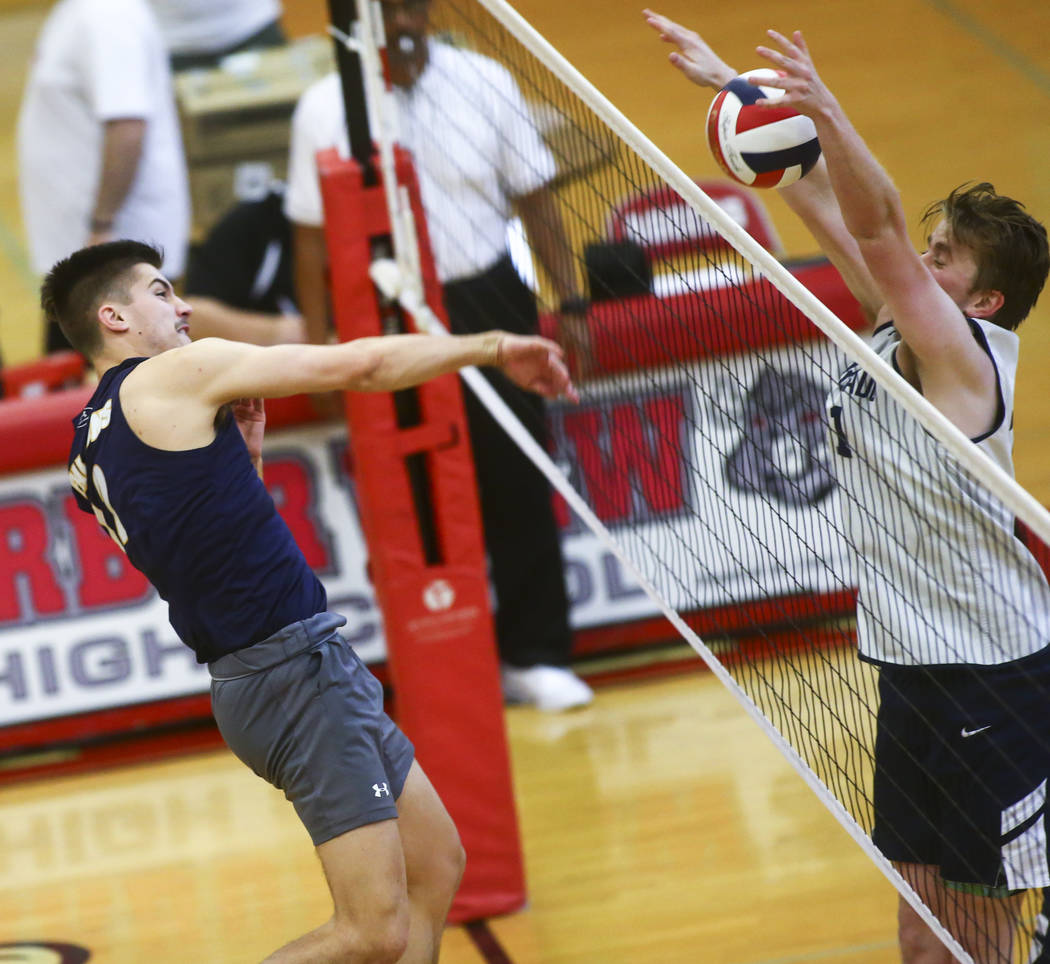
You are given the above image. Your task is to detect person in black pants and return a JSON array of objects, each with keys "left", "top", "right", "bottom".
[
  {"left": 284, "top": 0, "right": 595, "bottom": 712},
  {"left": 444, "top": 256, "right": 581, "bottom": 681}
]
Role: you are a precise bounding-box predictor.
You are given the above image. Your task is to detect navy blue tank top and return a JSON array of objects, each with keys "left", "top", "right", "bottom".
[{"left": 68, "top": 358, "right": 327, "bottom": 663}]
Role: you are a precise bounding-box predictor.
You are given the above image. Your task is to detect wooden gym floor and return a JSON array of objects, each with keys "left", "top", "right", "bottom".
[{"left": 0, "top": 1, "right": 1048, "bottom": 962}]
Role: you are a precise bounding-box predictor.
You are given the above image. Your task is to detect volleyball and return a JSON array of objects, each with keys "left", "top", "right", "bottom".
[{"left": 705, "top": 69, "right": 821, "bottom": 188}]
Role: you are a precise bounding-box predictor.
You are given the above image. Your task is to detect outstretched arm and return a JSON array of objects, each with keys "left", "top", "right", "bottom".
[
  {"left": 178, "top": 331, "right": 577, "bottom": 404},
  {"left": 643, "top": 10, "right": 883, "bottom": 324},
  {"left": 753, "top": 31, "right": 996, "bottom": 431},
  {"left": 123, "top": 331, "right": 577, "bottom": 451}
]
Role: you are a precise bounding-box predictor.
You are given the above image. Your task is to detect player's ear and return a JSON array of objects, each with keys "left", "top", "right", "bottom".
[
  {"left": 966, "top": 287, "right": 1004, "bottom": 321},
  {"left": 98, "top": 301, "right": 129, "bottom": 334}
]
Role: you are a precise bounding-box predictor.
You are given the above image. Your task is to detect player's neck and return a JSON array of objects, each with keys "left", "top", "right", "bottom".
[{"left": 92, "top": 341, "right": 155, "bottom": 375}]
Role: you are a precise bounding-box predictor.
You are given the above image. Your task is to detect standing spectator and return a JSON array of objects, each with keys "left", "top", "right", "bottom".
[
  {"left": 17, "top": 0, "right": 189, "bottom": 354},
  {"left": 148, "top": 0, "right": 286, "bottom": 72},
  {"left": 183, "top": 185, "right": 305, "bottom": 345},
  {"left": 286, "top": 0, "right": 594, "bottom": 711}
]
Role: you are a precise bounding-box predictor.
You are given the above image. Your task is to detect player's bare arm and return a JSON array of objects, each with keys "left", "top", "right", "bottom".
[
  {"left": 644, "top": 10, "right": 883, "bottom": 326},
  {"left": 120, "top": 332, "right": 576, "bottom": 451},
  {"left": 754, "top": 30, "right": 998, "bottom": 434},
  {"left": 778, "top": 159, "right": 884, "bottom": 326}
]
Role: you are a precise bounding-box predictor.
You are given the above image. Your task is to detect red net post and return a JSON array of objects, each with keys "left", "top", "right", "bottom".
[{"left": 316, "top": 146, "right": 526, "bottom": 920}]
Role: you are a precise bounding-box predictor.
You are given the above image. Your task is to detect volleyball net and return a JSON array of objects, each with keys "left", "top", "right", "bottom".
[{"left": 344, "top": 0, "right": 1050, "bottom": 959}]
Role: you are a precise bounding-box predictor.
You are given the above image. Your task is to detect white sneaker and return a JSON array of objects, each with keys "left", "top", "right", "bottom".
[{"left": 501, "top": 664, "right": 594, "bottom": 712}]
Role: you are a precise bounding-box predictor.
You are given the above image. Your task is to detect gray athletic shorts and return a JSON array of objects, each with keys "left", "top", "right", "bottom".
[{"left": 208, "top": 612, "right": 415, "bottom": 846}]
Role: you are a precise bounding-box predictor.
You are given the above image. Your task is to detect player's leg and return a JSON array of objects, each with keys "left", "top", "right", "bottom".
[
  {"left": 896, "top": 862, "right": 1024, "bottom": 964},
  {"left": 262, "top": 817, "right": 412, "bottom": 963},
  {"left": 895, "top": 863, "right": 953, "bottom": 964},
  {"left": 394, "top": 761, "right": 466, "bottom": 961},
  {"left": 905, "top": 658, "right": 1050, "bottom": 964},
  {"left": 263, "top": 764, "right": 463, "bottom": 964},
  {"left": 940, "top": 887, "right": 1024, "bottom": 964},
  {"left": 211, "top": 616, "right": 461, "bottom": 962},
  {"left": 872, "top": 668, "right": 950, "bottom": 961}
]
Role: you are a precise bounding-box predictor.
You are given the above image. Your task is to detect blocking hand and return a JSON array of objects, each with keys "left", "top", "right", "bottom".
[{"left": 643, "top": 8, "right": 737, "bottom": 90}]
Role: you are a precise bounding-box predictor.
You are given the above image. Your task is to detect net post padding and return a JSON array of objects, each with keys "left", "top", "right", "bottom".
[{"left": 317, "top": 146, "right": 526, "bottom": 920}]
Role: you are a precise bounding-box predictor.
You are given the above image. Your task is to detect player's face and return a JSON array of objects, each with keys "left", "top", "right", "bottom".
[
  {"left": 119, "top": 264, "right": 192, "bottom": 354},
  {"left": 920, "top": 220, "right": 981, "bottom": 311}
]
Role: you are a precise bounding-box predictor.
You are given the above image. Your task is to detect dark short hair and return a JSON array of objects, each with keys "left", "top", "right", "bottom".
[
  {"left": 40, "top": 241, "right": 164, "bottom": 357},
  {"left": 922, "top": 183, "right": 1049, "bottom": 331}
]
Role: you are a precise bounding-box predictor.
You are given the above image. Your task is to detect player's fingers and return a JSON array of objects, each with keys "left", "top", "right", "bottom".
[
  {"left": 642, "top": 9, "right": 672, "bottom": 31},
  {"left": 532, "top": 336, "right": 565, "bottom": 359},
  {"left": 644, "top": 11, "right": 693, "bottom": 47},
  {"left": 670, "top": 52, "right": 704, "bottom": 83},
  {"left": 755, "top": 44, "right": 797, "bottom": 72},
  {"left": 765, "top": 28, "right": 798, "bottom": 54}
]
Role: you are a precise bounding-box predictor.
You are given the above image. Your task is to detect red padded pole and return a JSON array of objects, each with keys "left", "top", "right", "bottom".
[{"left": 317, "top": 147, "right": 526, "bottom": 920}]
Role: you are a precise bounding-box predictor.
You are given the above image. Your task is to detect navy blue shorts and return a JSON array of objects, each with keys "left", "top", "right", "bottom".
[
  {"left": 872, "top": 653, "right": 1050, "bottom": 890},
  {"left": 209, "top": 612, "right": 415, "bottom": 846}
]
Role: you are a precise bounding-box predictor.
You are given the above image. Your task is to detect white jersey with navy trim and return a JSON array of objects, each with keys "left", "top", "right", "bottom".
[{"left": 826, "top": 318, "right": 1050, "bottom": 666}]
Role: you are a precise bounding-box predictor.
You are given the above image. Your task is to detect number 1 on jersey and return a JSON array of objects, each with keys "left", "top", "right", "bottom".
[{"left": 829, "top": 405, "right": 853, "bottom": 458}]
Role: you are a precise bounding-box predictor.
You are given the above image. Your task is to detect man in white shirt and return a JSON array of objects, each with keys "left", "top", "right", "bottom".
[
  {"left": 17, "top": 0, "right": 190, "bottom": 346},
  {"left": 148, "top": 0, "right": 285, "bottom": 71},
  {"left": 286, "top": 0, "right": 593, "bottom": 711}
]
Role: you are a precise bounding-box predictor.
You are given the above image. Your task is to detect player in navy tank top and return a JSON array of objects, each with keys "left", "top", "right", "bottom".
[
  {"left": 47, "top": 240, "right": 578, "bottom": 963},
  {"left": 70, "top": 357, "right": 326, "bottom": 662}
]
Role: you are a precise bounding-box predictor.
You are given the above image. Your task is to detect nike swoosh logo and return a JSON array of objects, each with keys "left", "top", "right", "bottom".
[{"left": 961, "top": 725, "right": 991, "bottom": 738}]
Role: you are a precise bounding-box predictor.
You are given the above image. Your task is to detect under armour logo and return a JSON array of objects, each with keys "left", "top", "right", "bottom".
[{"left": 372, "top": 782, "right": 390, "bottom": 798}]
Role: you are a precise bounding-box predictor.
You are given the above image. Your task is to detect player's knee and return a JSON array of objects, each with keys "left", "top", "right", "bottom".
[
  {"left": 330, "top": 909, "right": 410, "bottom": 963},
  {"left": 438, "top": 828, "right": 467, "bottom": 897},
  {"left": 897, "top": 902, "right": 943, "bottom": 963},
  {"left": 450, "top": 840, "right": 467, "bottom": 897}
]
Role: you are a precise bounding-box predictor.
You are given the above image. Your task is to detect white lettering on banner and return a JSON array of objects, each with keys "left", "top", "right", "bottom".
[
  {"left": 0, "top": 765, "right": 296, "bottom": 887},
  {"left": 1, "top": 346, "right": 852, "bottom": 728}
]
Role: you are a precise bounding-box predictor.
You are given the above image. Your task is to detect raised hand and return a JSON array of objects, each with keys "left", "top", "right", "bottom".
[
  {"left": 754, "top": 30, "right": 835, "bottom": 119},
  {"left": 496, "top": 333, "right": 579, "bottom": 403},
  {"left": 642, "top": 8, "right": 737, "bottom": 90},
  {"left": 232, "top": 396, "right": 266, "bottom": 476}
]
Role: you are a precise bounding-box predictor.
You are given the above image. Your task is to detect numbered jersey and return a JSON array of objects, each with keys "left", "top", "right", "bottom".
[
  {"left": 826, "top": 319, "right": 1050, "bottom": 666},
  {"left": 68, "top": 357, "right": 327, "bottom": 663}
]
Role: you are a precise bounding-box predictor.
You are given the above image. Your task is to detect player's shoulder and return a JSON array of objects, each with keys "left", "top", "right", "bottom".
[{"left": 126, "top": 339, "right": 250, "bottom": 389}]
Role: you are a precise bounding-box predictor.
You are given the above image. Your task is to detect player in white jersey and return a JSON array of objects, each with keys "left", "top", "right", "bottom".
[{"left": 645, "top": 11, "right": 1050, "bottom": 963}]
